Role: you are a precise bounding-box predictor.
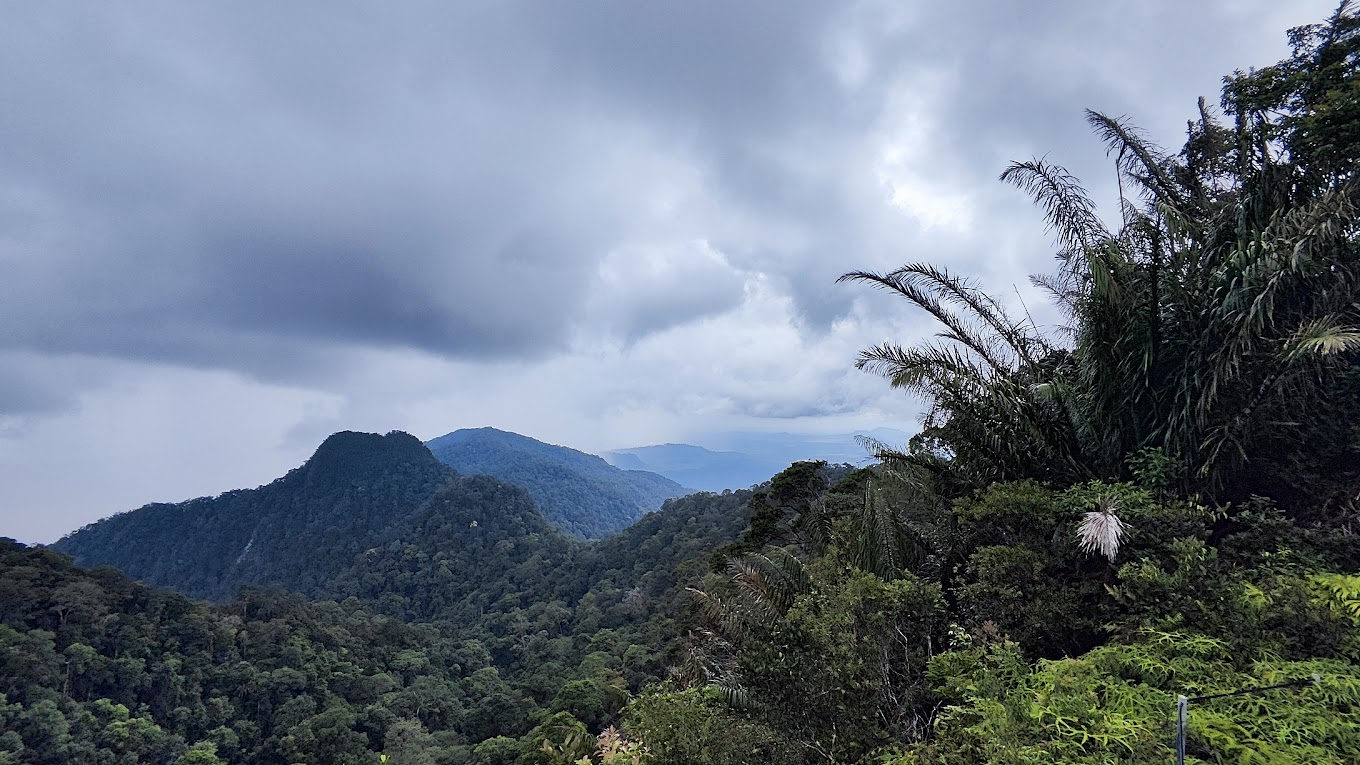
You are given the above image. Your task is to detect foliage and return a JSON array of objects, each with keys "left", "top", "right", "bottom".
[
  {"left": 893, "top": 631, "right": 1360, "bottom": 764},
  {"left": 843, "top": 6, "right": 1360, "bottom": 519},
  {"left": 657, "top": 12, "right": 1360, "bottom": 761},
  {"left": 5, "top": 461, "right": 760, "bottom": 761},
  {"left": 587, "top": 726, "right": 651, "bottom": 765},
  {"left": 0, "top": 540, "right": 484, "bottom": 764},
  {"left": 624, "top": 686, "right": 798, "bottom": 765}
]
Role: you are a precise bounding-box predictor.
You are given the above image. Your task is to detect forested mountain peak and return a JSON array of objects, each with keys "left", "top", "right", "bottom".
[
  {"left": 2, "top": 474, "right": 764, "bottom": 763},
  {"left": 51, "top": 430, "right": 460, "bottom": 601},
  {"left": 303, "top": 430, "right": 444, "bottom": 482}
]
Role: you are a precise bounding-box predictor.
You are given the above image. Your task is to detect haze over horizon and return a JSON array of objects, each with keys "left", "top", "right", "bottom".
[{"left": 0, "top": 1, "right": 1335, "bottom": 544}]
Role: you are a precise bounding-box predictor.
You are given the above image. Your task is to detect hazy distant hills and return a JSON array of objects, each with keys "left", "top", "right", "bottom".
[
  {"left": 425, "top": 427, "right": 692, "bottom": 538},
  {"left": 603, "top": 428, "right": 911, "bottom": 491},
  {"left": 602, "top": 443, "right": 771, "bottom": 492}
]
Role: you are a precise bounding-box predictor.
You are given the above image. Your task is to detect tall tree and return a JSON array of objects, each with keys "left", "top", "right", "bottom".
[{"left": 845, "top": 3, "right": 1360, "bottom": 517}]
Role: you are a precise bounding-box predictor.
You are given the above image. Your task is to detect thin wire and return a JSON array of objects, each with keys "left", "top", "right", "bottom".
[{"left": 1188, "top": 676, "right": 1317, "bottom": 703}]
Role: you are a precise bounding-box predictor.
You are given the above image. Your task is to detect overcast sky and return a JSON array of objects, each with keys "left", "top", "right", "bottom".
[{"left": 0, "top": 1, "right": 1337, "bottom": 543}]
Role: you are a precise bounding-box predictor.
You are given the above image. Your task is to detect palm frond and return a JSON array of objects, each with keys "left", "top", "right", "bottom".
[
  {"left": 851, "top": 483, "right": 926, "bottom": 579},
  {"left": 1000, "top": 159, "right": 1109, "bottom": 255},
  {"left": 839, "top": 269, "right": 1014, "bottom": 374},
  {"left": 1283, "top": 318, "right": 1360, "bottom": 359},
  {"left": 1086, "top": 110, "right": 1184, "bottom": 208}
]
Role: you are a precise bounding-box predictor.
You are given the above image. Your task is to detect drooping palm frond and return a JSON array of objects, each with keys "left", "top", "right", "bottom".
[
  {"left": 790, "top": 492, "right": 835, "bottom": 556},
  {"left": 714, "top": 682, "right": 754, "bottom": 711},
  {"left": 849, "top": 40, "right": 1360, "bottom": 507},
  {"left": 686, "top": 587, "right": 752, "bottom": 642},
  {"left": 891, "top": 263, "right": 1054, "bottom": 368},
  {"left": 999, "top": 159, "right": 1109, "bottom": 256},
  {"left": 727, "top": 547, "right": 810, "bottom": 614},
  {"left": 839, "top": 268, "right": 1016, "bottom": 374},
  {"left": 1283, "top": 318, "right": 1360, "bottom": 359},
  {"left": 856, "top": 433, "right": 903, "bottom": 462},
  {"left": 842, "top": 261, "right": 1098, "bottom": 486},
  {"left": 670, "top": 628, "right": 741, "bottom": 689},
  {"left": 1087, "top": 110, "right": 1185, "bottom": 209},
  {"left": 1030, "top": 271, "right": 1082, "bottom": 318},
  {"left": 856, "top": 343, "right": 996, "bottom": 436},
  {"left": 688, "top": 549, "right": 812, "bottom": 644}
]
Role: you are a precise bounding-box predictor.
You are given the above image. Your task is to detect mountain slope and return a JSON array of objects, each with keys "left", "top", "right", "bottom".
[
  {"left": 321, "top": 472, "right": 583, "bottom": 622},
  {"left": 425, "top": 427, "right": 691, "bottom": 538},
  {"left": 0, "top": 538, "right": 553, "bottom": 764},
  {"left": 51, "top": 430, "right": 457, "bottom": 600}
]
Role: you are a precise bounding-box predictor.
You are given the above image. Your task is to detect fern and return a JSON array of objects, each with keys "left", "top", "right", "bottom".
[{"left": 1310, "top": 574, "right": 1360, "bottom": 625}]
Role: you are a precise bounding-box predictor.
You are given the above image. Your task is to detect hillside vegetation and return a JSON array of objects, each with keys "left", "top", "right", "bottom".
[{"left": 4, "top": 477, "right": 759, "bottom": 763}]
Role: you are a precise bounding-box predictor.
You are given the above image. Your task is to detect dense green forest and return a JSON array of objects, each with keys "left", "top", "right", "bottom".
[
  {"left": 3, "top": 481, "right": 759, "bottom": 763},
  {"left": 6, "top": 5, "right": 1360, "bottom": 763}
]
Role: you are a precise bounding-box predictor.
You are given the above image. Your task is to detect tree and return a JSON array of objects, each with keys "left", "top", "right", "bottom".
[
  {"left": 844, "top": 5, "right": 1360, "bottom": 518},
  {"left": 173, "top": 741, "right": 227, "bottom": 765}
]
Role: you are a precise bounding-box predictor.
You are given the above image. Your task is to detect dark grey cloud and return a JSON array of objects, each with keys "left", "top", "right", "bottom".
[
  {"left": 0, "top": 2, "right": 913, "bottom": 383},
  {"left": 4, "top": 0, "right": 1316, "bottom": 393},
  {"left": 0, "top": 0, "right": 1342, "bottom": 545}
]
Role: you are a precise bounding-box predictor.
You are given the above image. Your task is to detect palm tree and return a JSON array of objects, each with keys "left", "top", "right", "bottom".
[
  {"left": 846, "top": 5, "right": 1360, "bottom": 516},
  {"left": 838, "top": 263, "right": 1095, "bottom": 487}
]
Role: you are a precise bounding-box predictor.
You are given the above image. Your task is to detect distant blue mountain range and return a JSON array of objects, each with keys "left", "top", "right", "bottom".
[{"left": 602, "top": 428, "right": 913, "bottom": 492}]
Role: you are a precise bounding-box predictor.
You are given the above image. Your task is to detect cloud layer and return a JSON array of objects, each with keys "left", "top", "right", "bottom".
[{"left": 0, "top": 0, "right": 1337, "bottom": 542}]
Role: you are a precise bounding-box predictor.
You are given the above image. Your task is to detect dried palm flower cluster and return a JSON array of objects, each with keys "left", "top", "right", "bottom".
[{"left": 1077, "top": 495, "right": 1129, "bottom": 561}]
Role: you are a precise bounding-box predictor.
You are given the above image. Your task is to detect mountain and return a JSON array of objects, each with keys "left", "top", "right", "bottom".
[
  {"left": 37, "top": 425, "right": 799, "bottom": 756},
  {"left": 4, "top": 479, "right": 766, "bottom": 762},
  {"left": 51, "top": 430, "right": 459, "bottom": 600},
  {"left": 424, "top": 427, "right": 692, "bottom": 539},
  {"left": 22, "top": 444, "right": 768, "bottom": 759},
  {"left": 602, "top": 428, "right": 911, "bottom": 491},
  {"left": 319, "top": 471, "right": 581, "bottom": 623}
]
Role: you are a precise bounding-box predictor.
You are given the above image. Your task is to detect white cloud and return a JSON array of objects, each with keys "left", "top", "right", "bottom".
[{"left": 0, "top": 361, "right": 333, "bottom": 544}]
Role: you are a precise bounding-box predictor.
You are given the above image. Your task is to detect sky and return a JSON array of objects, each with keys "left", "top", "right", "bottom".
[{"left": 0, "top": 0, "right": 1338, "bottom": 544}]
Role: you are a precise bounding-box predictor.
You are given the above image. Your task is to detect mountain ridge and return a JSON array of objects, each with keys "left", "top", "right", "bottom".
[
  {"left": 52, "top": 430, "right": 461, "bottom": 600},
  {"left": 425, "top": 427, "right": 691, "bottom": 538}
]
